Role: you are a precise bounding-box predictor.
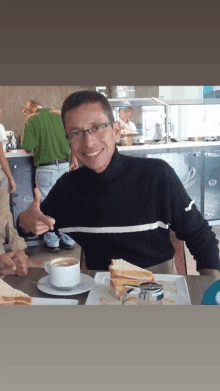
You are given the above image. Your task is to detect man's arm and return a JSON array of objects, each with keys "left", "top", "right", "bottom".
[
  {"left": 165, "top": 162, "right": 220, "bottom": 275},
  {"left": 198, "top": 269, "right": 220, "bottom": 276},
  {"left": 18, "top": 169, "right": 72, "bottom": 237},
  {"left": 130, "top": 121, "right": 137, "bottom": 133},
  {"left": 18, "top": 188, "right": 55, "bottom": 236},
  {"left": 21, "top": 119, "right": 37, "bottom": 151},
  {"left": 0, "top": 142, "right": 17, "bottom": 193}
]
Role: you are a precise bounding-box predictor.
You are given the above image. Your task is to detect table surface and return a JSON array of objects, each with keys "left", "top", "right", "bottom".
[{"left": 3, "top": 268, "right": 220, "bottom": 305}]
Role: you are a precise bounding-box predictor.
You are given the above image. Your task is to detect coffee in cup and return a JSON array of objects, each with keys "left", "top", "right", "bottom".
[
  {"left": 44, "top": 257, "right": 80, "bottom": 290},
  {"left": 53, "top": 259, "right": 78, "bottom": 267}
]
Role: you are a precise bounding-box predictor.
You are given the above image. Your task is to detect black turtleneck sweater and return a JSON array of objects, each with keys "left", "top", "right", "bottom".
[{"left": 21, "top": 148, "right": 220, "bottom": 271}]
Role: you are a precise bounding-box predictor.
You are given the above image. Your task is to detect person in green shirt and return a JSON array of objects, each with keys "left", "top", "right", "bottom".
[{"left": 21, "top": 100, "right": 76, "bottom": 253}]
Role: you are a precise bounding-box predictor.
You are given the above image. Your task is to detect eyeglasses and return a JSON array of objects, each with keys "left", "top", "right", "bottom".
[{"left": 66, "top": 122, "right": 112, "bottom": 141}]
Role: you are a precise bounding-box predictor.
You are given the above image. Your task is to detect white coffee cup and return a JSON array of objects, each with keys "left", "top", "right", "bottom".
[{"left": 44, "top": 257, "right": 81, "bottom": 290}]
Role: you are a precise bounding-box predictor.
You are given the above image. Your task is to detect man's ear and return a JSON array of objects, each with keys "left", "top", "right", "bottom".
[{"left": 112, "top": 121, "right": 121, "bottom": 142}]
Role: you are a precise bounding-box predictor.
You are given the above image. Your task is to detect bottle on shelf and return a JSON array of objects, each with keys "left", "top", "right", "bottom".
[{"left": 11, "top": 134, "right": 17, "bottom": 149}]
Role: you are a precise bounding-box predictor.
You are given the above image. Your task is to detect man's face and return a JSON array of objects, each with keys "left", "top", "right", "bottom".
[
  {"left": 119, "top": 108, "right": 132, "bottom": 122},
  {"left": 65, "top": 102, "right": 121, "bottom": 173}
]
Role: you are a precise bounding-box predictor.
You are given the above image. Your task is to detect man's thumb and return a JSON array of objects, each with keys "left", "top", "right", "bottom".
[{"left": 32, "top": 188, "right": 41, "bottom": 208}]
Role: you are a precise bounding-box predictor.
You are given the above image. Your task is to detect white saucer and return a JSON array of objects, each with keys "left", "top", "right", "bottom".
[{"left": 37, "top": 273, "right": 95, "bottom": 296}]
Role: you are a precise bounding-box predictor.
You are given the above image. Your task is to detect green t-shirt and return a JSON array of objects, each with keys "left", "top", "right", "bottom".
[{"left": 21, "top": 108, "right": 70, "bottom": 166}]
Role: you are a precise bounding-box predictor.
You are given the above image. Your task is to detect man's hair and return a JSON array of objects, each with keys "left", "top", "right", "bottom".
[
  {"left": 61, "top": 90, "right": 115, "bottom": 128},
  {"left": 23, "top": 100, "right": 42, "bottom": 115}
]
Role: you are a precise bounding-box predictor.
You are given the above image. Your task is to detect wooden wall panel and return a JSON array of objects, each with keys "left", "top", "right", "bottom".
[
  {"left": 134, "top": 86, "right": 159, "bottom": 98},
  {"left": 0, "top": 85, "right": 159, "bottom": 147},
  {"left": 109, "top": 86, "right": 159, "bottom": 99},
  {"left": 0, "top": 86, "right": 95, "bottom": 146}
]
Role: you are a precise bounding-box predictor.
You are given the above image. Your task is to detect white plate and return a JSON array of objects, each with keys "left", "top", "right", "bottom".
[
  {"left": 85, "top": 272, "right": 191, "bottom": 305},
  {"left": 32, "top": 298, "right": 78, "bottom": 305},
  {"left": 37, "top": 273, "right": 95, "bottom": 296}
]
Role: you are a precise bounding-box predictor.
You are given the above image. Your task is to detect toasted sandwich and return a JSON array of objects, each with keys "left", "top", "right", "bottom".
[
  {"left": 0, "top": 279, "right": 33, "bottom": 305},
  {"left": 109, "top": 259, "right": 155, "bottom": 301}
]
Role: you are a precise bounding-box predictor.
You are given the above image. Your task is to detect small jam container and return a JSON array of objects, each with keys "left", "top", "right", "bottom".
[{"left": 122, "top": 282, "right": 164, "bottom": 305}]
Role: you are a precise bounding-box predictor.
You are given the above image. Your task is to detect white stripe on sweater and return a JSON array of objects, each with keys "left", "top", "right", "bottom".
[
  {"left": 185, "top": 200, "right": 195, "bottom": 212},
  {"left": 59, "top": 221, "right": 169, "bottom": 234}
]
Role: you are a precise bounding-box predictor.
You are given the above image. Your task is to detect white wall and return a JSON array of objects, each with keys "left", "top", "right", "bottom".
[
  {"left": 212, "top": 86, "right": 220, "bottom": 91},
  {"left": 159, "top": 86, "right": 204, "bottom": 100},
  {"left": 169, "top": 105, "right": 220, "bottom": 140},
  {"left": 159, "top": 86, "right": 220, "bottom": 139}
]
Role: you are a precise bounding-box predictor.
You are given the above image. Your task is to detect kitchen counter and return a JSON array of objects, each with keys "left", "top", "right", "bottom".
[
  {"left": 5, "top": 141, "right": 220, "bottom": 158},
  {"left": 118, "top": 141, "right": 220, "bottom": 152},
  {"left": 5, "top": 149, "right": 34, "bottom": 158}
]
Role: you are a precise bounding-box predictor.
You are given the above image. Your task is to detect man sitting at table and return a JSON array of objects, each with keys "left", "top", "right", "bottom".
[{"left": 16, "top": 90, "right": 220, "bottom": 276}]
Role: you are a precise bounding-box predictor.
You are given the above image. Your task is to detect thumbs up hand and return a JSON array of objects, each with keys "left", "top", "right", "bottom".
[{"left": 19, "top": 188, "right": 56, "bottom": 236}]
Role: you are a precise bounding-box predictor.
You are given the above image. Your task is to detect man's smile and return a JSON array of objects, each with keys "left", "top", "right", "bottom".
[{"left": 83, "top": 149, "right": 103, "bottom": 157}]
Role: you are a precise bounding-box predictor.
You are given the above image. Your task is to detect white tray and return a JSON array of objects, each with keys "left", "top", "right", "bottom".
[
  {"left": 32, "top": 298, "right": 78, "bottom": 305},
  {"left": 85, "top": 272, "right": 191, "bottom": 305}
]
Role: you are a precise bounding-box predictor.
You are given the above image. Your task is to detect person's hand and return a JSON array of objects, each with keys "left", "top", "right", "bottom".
[
  {"left": 8, "top": 178, "right": 17, "bottom": 194},
  {"left": 0, "top": 253, "right": 17, "bottom": 276},
  {"left": 70, "top": 154, "right": 79, "bottom": 171},
  {"left": 199, "top": 269, "right": 220, "bottom": 277},
  {"left": 19, "top": 188, "right": 56, "bottom": 235},
  {"left": 9, "top": 250, "right": 29, "bottom": 276}
]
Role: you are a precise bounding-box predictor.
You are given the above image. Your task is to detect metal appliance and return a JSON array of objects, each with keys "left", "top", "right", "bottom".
[{"left": 5, "top": 131, "right": 15, "bottom": 150}]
